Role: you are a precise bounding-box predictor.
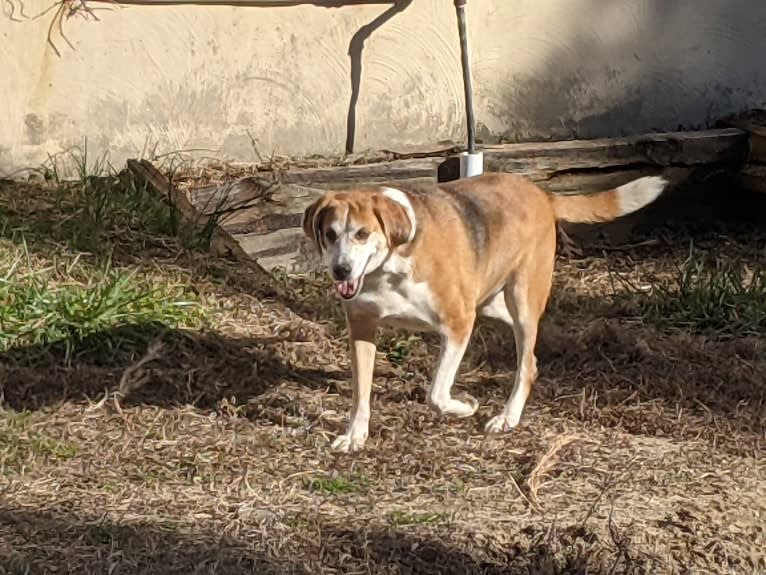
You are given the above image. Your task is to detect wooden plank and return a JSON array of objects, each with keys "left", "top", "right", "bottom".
[
  {"left": 169, "top": 127, "right": 751, "bottom": 273},
  {"left": 483, "top": 128, "right": 747, "bottom": 174},
  {"left": 736, "top": 125, "right": 766, "bottom": 164},
  {"left": 738, "top": 164, "right": 766, "bottom": 194},
  {"left": 187, "top": 128, "right": 746, "bottom": 217},
  {"left": 188, "top": 159, "right": 439, "bottom": 215},
  {"left": 235, "top": 228, "right": 320, "bottom": 274},
  {"left": 127, "top": 158, "right": 255, "bottom": 264},
  {"left": 718, "top": 109, "right": 766, "bottom": 164},
  {"left": 218, "top": 183, "right": 322, "bottom": 235}
]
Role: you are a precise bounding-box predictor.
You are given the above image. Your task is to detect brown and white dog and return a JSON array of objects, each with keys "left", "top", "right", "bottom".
[{"left": 302, "top": 172, "right": 666, "bottom": 452}]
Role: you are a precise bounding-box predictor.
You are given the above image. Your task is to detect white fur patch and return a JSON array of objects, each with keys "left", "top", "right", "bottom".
[
  {"left": 349, "top": 254, "right": 438, "bottom": 331},
  {"left": 615, "top": 176, "right": 668, "bottom": 215},
  {"left": 479, "top": 291, "right": 514, "bottom": 326},
  {"left": 381, "top": 186, "right": 417, "bottom": 242}
]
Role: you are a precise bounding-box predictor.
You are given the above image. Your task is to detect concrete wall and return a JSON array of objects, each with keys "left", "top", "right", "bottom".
[{"left": 2, "top": 0, "right": 766, "bottom": 176}]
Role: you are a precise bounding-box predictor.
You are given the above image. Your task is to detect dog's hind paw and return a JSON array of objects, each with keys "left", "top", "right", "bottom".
[
  {"left": 484, "top": 413, "right": 520, "bottom": 434},
  {"left": 331, "top": 433, "right": 366, "bottom": 453}
]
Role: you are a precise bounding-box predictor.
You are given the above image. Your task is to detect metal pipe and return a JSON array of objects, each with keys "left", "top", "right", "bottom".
[{"left": 454, "top": 0, "right": 476, "bottom": 154}]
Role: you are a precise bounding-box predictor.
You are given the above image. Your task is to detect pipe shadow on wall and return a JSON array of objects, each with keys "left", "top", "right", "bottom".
[
  {"left": 344, "top": 1, "right": 413, "bottom": 153},
  {"left": 140, "top": 0, "right": 414, "bottom": 155},
  {"left": 3, "top": 0, "right": 414, "bottom": 158},
  {"left": 211, "top": 0, "right": 415, "bottom": 155},
  {"left": 236, "top": 0, "right": 413, "bottom": 154}
]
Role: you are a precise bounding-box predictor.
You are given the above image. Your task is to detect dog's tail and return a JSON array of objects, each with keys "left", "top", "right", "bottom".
[{"left": 550, "top": 176, "right": 667, "bottom": 224}]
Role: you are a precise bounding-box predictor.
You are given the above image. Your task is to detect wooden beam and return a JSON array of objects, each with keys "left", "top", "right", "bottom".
[
  {"left": 720, "top": 109, "right": 766, "bottom": 164},
  {"left": 739, "top": 164, "right": 766, "bottom": 194},
  {"left": 188, "top": 158, "right": 439, "bottom": 216},
  {"left": 127, "top": 159, "right": 255, "bottom": 263},
  {"left": 172, "top": 127, "right": 751, "bottom": 273},
  {"left": 482, "top": 128, "right": 747, "bottom": 176}
]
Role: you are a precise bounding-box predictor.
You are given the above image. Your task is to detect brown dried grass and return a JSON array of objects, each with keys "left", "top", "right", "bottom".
[{"left": 1, "top": 179, "right": 765, "bottom": 574}]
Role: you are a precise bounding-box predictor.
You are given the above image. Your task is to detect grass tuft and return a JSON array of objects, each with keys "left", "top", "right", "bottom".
[
  {"left": 384, "top": 335, "right": 423, "bottom": 366},
  {"left": 0, "top": 143, "right": 215, "bottom": 359},
  {"left": 388, "top": 511, "right": 447, "bottom": 526},
  {"left": 612, "top": 246, "right": 766, "bottom": 337},
  {"left": 1, "top": 409, "right": 79, "bottom": 473},
  {"left": 305, "top": 475, "right": 365, "bottom": 495},
  {"left": 0, "top": 243, "right": 204, "bottom": 359}
]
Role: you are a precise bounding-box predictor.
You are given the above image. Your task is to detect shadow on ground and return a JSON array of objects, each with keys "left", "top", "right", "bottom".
[
  {"left": 0, "top": 324, "right": 337, "bottom": 413},
  {"left": 0, "top": 506, "right": 308, "bottom": 575},
  {"left": 0, "top": 506, "right": 643, "bottom": 575}
]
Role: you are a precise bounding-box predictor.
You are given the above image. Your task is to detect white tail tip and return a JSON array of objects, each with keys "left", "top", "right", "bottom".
[{"left": 616, "top": 176, "right": 668, "bottom": 215}]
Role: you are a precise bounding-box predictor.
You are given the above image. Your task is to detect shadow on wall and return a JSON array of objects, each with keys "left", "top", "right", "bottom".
[
  {"left": 224, "top": 0, "right": 766, "bottom": 151},
  {"left": 482, "top": 0, "right": 766, "bottom": 144},
  {"left": 292, "top": 0, "right": 415, "bottom": 154},
  {"left": 345, "top": 0, "right": 413, "bottom": 153},
  {"left": 0, "top": 0, "right": 415, "bottom": 172},
  {"left": 130, "top": 0, "right": 414, "bottom": 154}
]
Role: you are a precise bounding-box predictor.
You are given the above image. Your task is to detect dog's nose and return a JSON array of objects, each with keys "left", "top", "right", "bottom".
[{"left": 332, "top": 262, "right": 352, "bottom": 281}]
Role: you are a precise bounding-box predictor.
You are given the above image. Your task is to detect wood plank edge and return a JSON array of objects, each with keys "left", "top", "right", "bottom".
[{"left": 126, "top": 158, "right": 260, "bottom": 266}]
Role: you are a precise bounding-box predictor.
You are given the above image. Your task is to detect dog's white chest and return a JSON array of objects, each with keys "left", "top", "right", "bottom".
[{"left": 350, "top": 255, "right": 438, "bottom": 331}]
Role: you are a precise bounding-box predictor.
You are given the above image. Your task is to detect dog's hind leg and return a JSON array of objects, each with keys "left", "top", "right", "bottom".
[
  {"left": 485, "top": 230, "right": 555, "bottom": 433},
  {"left": 479, "top": 291, "right": 514, "bottom": 327},
  {"left": 427, "top": 316, "right": 479, "bottom": 418}
]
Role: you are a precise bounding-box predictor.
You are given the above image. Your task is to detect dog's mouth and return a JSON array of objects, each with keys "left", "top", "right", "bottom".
[
  {"left": 332, "top": 255, "right": 372, "bottom": 301},
  {"left": 334, "top": 277, "right": 363, "bottom": 300}
]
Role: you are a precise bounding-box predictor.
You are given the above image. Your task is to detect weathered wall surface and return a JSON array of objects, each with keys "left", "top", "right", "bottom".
[{"left": 2, "top": 0, "right": 765, "bottom": 175}]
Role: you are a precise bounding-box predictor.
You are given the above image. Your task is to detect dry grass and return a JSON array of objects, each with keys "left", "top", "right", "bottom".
[{"left": 1, "top": 174, "right": 765, "bottom": 574}]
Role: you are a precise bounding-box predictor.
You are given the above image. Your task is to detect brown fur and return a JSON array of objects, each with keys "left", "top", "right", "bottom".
[{"left": 302, "top": 172, "right": 665, "bottom": 450}]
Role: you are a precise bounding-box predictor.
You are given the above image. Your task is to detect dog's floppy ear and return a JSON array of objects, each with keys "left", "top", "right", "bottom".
[
  {"left": 373, "top": 193, "right": 414, "bottom": 248},
  {"left": 301, "top": 196, "right": 332, "bottom": 253}
]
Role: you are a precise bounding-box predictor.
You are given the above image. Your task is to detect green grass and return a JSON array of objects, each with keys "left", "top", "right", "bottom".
[
  {"left": 388, "top": 510, "right": 447, "bottom": 526},
  {"left": 31, "top": 142, "right": 180, "bottom": 254},
  {"left": 613, "top": 246, "right": 766, "bottom": 337},
  {"left": 0, "top": 409, "right": 79, "bottom": 473},
  {"left": 305, "top": 475, "right": 366, "bottom": 495},
  {"left": 4, "top": 139, "right": 225, "bottom": 256},
  {"left": 384, "top": 335, "right": 422, "bottom": 366},
  {"left": 0, "top": 143, "right": 212, "bottom": 360},
  {"left": 0, "top": 244, "right": 203, "bottom": 359}
]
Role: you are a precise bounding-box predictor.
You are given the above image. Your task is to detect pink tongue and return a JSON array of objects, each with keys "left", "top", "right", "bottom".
[{"left": 334, "top": 280, "right": 358, "bottom": 298}]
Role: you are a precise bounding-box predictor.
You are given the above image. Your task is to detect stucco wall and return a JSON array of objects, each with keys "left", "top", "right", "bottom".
[{"left": 2, "top": 0, "right": 765, "bottom": 176}]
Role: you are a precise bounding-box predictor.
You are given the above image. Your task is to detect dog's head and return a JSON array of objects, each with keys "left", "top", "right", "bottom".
[{"left": 301, "top": 188, "right": 416, "bottom": 300}]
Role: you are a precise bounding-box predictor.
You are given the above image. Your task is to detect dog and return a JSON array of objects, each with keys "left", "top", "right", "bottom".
[{"left": 301, "top": 172, "right": 667, "bottom": 452}]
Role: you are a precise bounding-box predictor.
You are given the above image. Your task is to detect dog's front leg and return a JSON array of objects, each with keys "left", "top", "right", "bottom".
[
  {"left": 427, "top": 320, "right": 479, "bottom": 418},
  {"left": 331, "top": 313, "right": 377, "bottom": 453}
]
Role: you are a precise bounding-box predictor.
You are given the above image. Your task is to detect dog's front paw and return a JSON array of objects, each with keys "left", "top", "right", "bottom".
[
  {"left": 428, "top": 394, "right": 479, "bottom": 418},
  {"left": 459, "top": 394, "right": 480, "bottom": 418},
  {"left": 330, "top": 432, "right": 367, "bottom": 453},
  {"left": 484, "top": 412, "right": 520, "bottom": 434}
]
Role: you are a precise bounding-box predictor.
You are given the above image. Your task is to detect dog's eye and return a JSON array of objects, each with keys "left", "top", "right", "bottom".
[
  {"left": 325, "top": 229, "right": 338, "bottom": 243},
  {"left": 355, "top": 228, "right": 370, "bottom": 241}
]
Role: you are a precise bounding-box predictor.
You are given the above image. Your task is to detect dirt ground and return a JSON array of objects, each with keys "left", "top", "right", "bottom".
[{"left": 1, "top": 176, "right": 765, "bottom": 574}]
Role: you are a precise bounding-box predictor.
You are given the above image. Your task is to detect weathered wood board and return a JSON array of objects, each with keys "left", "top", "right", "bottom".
[
  {"left": 188, "top": 159, "right": 439, "bottom": 216},
  {"left": 739, "top": 165, "right": 766, "bottom": 195},
  {"left": 720, "top": 110, "right": 766, "bottom": 194},
  {"left": 136, "top": 126, "right": 754, "bottom": 273},
  {"left": 721, "top": 109, "right": 766, "bottom": 165},
  {"left": 483, "top": 128, "right": 747, "bottom": 175}
]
